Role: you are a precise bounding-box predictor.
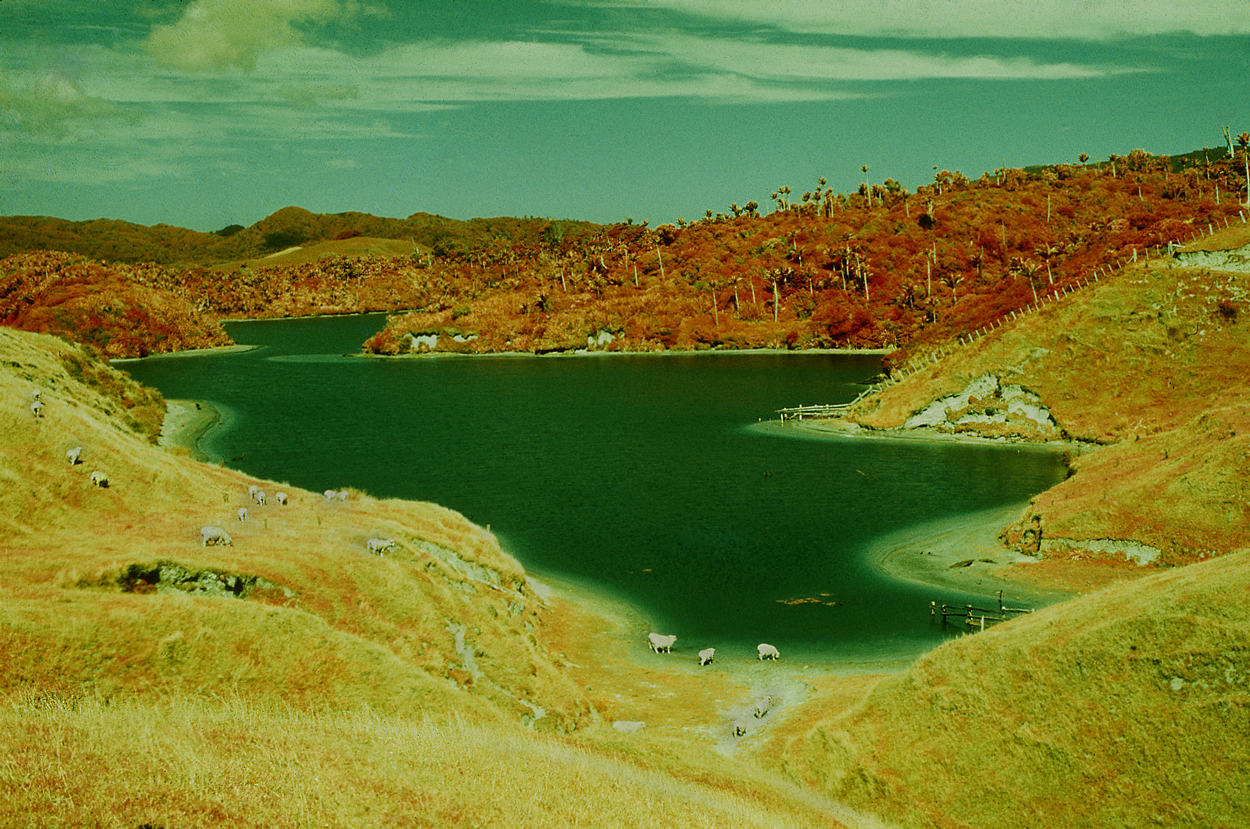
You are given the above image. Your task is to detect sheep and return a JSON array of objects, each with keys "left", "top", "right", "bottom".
[
  {"left": 757, "top": 643, "right": 780, "bottom": 661},
  {"left": 248, "top": 485, "right": 259, "bottom": 500},
  {"left": 647, "top": 633, "right": 676, "bottom": 653},
  {"left": 30, "top": 401, "right": 43, "bottom": 418},
  {"left": 698, "top": 647, "right": 715, "bottom": 666},
  {"left": 253, "top": 489, "right": 266, "bottom": 506},
  {"left": 336, "top": 490, "right": 348, "bottom": 501},
  {"left": 66, "top": 447, "right": 82, "bottom": 465},
  {"left": 201, "top": 526, "right": 233, "bottom": 547},
  {"left": 237, "top": 507, "right": 248, "bottom": 522},
  {"left": 324, "top": 489, "right": 336, "bottom": 501},
  {"left": 275, "top": 492, "right": 288, "bottom": 506},
  {"left": 90, "top": 471, "right": 109, "bottom": 488},
  {"left": 730, "top": 722, "right": 747, "bottom": 737},
  {"left": 31, "top": 389, "right": 41, "bottom": 400},
  {"left": 753, "top": 695, "right": 774, "bottom": 719},
  {"left": 612, "top": 721, "right": 645, "bottom": 733},
  {"left": 366, "top": 537, "right": 396, "bottom": 555}
]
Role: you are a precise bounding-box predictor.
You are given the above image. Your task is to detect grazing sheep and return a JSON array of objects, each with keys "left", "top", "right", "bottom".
[
  {"left": 757, "top": 643, "right": 780, "bottom": 661},
  {"left": 66, "top": 447, "right": 82, "bottom": 465},
  {"left": 753, "top": 695, "right": 774, "bottom": 719},
  {"left": 730, "top": 722, "right": 747, "bottom": 737},
  {"left": 248, "top": 485, "right": 259, "bottom": 500},
  {"left": 201, "top": 526, "right": 233, "bottom": 547},
  {"left": 698, "top": 647, "right": 715, "bottom": 666},
  {"left": 324, "top": 489, "right": 336, "bottom": 501},
  {"left": 237, "top": 507, "right": 248, "bottom": 522},
  {"left": 647, "top": 633, "right": 677, "bottom": 653},
  {"left": 366, "top": 537, "right": 396, "bottom": 555},
  {"left": 336, "top": 490, "right": 348, "bottom": 501},
  {"left": 30, "top": 401, "right": 43, "bottom": 418},
  {"left": 275, "top": 492, "right": 288, "bottom": 506},
  {"left": 31, "top": 389, "right": 41, "bottom": 400},
  {"left": 253, "top": 489, "right": 266, "bottom": 506},
  {"left": 612, "top": 721, "right": 645, "bottom": 733},
  {"left": 89, "top": 471, "right": 109, "bottom": 488}
]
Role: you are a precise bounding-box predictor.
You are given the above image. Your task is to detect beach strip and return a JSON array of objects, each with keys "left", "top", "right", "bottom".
[{"left": 159, "top": 399, "right": 220, "bottom": 462}]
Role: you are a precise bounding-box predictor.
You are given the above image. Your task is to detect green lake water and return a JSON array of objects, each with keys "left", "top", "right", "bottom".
[{"left": 120, "top": 313, "right": 1067, "bottom": 666}]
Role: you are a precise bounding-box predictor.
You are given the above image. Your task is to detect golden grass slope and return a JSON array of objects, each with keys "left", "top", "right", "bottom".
[
  {"left": 774, "top": 550, "right": 1250, "bottom": 829},
  {"left": 0, "top": 326, "right": 855, "bottom": 828},
  {"left": 846, "top": 224, "right": 1250, "bottom": 565}
]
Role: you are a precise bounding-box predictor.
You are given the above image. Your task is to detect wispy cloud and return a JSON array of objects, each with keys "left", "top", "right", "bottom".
[
  {"left": 144, "top": 0, "right": 357, "bottom": 72},
  {"left": 582, "top": 0, "right": 1250, "bottom": 39}
]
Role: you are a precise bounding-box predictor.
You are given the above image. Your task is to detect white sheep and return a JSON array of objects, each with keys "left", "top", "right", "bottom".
[
  {"left": 275, "top": 492, "right": 288, "bottom": 506},
  {"left": 30, "top": 401, "right": 43, "bottom": 418},
  {"left": 366, "top": 538, "right": 396, "bottom": 555},
  {"left": 647, "top": 633, "right": 676, "bottom": 653},
  {"left": 66, "top": 447, "right": 82, "bottom": 465},
  {"left": 201, "top": 526, "right": 233, "bottom": 547},
  {"left": 757, "top": 643, "right": 780, "bottom": 661},
  {"left": 253, "top": 489, "right": 266, "bottom": 506},
  {"left": 90, "top": 471, "right": 109, "bottom": 488},
  {"left": 336, "top": 490, "right": 348, "bottom": 501},
  {"left": 237, "top": 507, "right": 248, "bottom": 522},
  {"left": 753, "top": 695, "right": 774, "bottom": 719},
  {"left": 698, "top": 647, "right": 715, "bottom": 666},
  {"left": 31, "top": 389, "right": 41, "bottom": 400},
  {"left": 324, "top": 489, "right": 336, "bottom": 501}
]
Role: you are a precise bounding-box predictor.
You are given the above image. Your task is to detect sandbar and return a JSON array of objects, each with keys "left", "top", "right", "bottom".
[
  {"left": 862, "top": 502, "right": 1073, "bottom": 609},
  {"left": 159, "top": 399, "right": 220, "bottom": 462}
]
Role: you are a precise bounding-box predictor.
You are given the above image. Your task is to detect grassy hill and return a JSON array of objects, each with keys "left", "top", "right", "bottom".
[
  {"left": 0, "top": 326, "right": 858, "bottom": 828},
  {"left": 838, "top": 221, "right": 1250, "bottom": 577},
  {"left": 768, "top": 549, "right": 1250, "bottom": 829}
]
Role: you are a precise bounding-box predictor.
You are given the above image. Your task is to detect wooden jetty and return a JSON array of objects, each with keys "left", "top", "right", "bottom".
[
  {"left": 931, "top": 590, "right": 1032, "bottom": 631},
  {"left": 777, "top": 403, "right": 851, "bottom": 421}
]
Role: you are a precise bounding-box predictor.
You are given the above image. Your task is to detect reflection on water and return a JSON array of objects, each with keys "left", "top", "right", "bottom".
[{"left": 121, "top": 314, "right": 1067, "bottom": 664}]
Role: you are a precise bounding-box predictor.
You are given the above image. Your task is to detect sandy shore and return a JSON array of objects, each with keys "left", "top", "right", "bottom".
[
  {"left": 862, "top": 502, "right": 1074, "bottom": 608},
  {"left": 159, "top": 399, "right": 221, "bottom": 462}
]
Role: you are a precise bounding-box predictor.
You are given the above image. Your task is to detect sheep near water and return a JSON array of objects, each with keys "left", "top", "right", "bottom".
[
  {"left": 753, "top": 695, "right": 774, "bottom": 719},
  {"left": 647, "top": 632, "right": 676, "bottom": 653},
  {"left": 698, "top": 647, "right": 715, "bottom": 666},
  {"left": 757, "top": 643, "right": 780, "bottom": 661}
]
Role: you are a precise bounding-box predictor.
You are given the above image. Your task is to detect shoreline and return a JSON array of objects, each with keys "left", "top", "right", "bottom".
[
  {"left": 861, "top": 502, "right": 1074, "bottom": 609},
  {"left": 158, "top": 399, "right": 222, "bottom": 462}
]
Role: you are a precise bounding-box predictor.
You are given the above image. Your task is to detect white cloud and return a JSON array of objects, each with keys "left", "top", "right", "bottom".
[
  {"left": 585, "top": 0, "right": 1250, "bottom": 39},
  {"left": 145, "top": 0, "right": 351, "bottom": 72}
]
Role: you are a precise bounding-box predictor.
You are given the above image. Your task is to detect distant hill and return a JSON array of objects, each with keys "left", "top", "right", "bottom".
[{"left": 0, "top": 207, "right": 604, "bottom": 266}]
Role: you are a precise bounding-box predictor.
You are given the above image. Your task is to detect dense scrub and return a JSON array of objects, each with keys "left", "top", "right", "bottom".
[{"left": 1, "top": 147, "right": 1245, "bottom": 359}]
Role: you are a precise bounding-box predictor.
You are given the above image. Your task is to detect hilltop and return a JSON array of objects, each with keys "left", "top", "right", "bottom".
[{"left": 1, "top": 145, "right": 1246, "bottom": 359}]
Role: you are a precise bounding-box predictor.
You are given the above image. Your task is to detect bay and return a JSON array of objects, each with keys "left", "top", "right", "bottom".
[{"left": 120, "top": 313, "right": 1068, "bottom": 665}]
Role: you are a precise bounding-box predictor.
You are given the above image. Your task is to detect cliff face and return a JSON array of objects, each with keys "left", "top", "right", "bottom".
[{"left": 842, "top": 224, "right": 1250, "bottom": 566}]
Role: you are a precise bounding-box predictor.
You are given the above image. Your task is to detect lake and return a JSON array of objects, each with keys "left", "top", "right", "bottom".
[{"left": 120, "top": 314, "right": 1067, "bottom": 666}]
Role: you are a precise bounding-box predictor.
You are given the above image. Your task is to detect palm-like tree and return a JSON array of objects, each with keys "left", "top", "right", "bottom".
[
  {"left": 1239, "top": 132, "right": 1250, "bottom": 204},
  {"left": 861, "top": 165, "right": 870, "bottom": 208}
]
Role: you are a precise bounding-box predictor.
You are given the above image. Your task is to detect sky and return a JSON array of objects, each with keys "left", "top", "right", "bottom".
[{"left": 1, "top": 1, "right": 1248, "bottom": 233}]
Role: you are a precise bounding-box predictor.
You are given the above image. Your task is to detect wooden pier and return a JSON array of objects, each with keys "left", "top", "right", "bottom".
[
  {"left": 931, "top": 591, "right": 1032, "bottom": 631},
  {"left": 777, "top": 403, "right": 851, "bottom": 421}
]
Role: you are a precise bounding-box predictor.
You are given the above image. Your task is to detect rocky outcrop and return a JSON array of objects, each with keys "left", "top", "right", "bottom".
[
  {"left": 1174, "top": 242, "right": 1250, "bottom": 273},
  {"left": 903, "top": 374, "right": 1060, "bottom": 439}
]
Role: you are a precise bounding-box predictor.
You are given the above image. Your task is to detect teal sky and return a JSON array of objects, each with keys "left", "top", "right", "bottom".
[{"left": 2, "top": 1, "right": 1247, "bottom": 232}]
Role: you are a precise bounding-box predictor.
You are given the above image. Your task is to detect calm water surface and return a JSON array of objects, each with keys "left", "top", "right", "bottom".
[{"left": 121, "top": 314, "right": 1067, "bottom": 665}]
